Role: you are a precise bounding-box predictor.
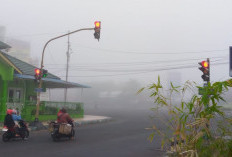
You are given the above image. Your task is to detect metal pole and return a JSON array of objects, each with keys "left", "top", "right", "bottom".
[
  {"left": 64, "top": 31, "right": 70, "bottom": 102},
  {"left": 35, "top": 27, "right": 94, "bottom": 121},
  {"left": 207, "top": 58, "right": 210, "bottom": 83}
]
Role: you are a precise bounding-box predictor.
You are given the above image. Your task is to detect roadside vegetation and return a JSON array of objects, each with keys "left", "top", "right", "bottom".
[{"left": 139, "top": 77, "right": 232, "bottom": 157}]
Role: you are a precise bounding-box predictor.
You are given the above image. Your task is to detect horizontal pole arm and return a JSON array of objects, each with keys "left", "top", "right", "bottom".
[{"left": 40, "top": 27, "right": 95, "bottom": 69}]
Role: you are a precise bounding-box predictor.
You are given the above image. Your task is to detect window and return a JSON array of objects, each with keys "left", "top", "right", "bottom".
[
  {"left": 8, "top": 88, "right": 23, "bottom": 103},
  {"left": 15, "top": 90, "right": 21, "bottom": 103},
  {"left": 8, "top": 89, "right": 14, "bottom": 103}
]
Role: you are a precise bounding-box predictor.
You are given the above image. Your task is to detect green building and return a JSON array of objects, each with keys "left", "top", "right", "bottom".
[{"left": 0, "top": 41, "right": 89, "bottom": 121}]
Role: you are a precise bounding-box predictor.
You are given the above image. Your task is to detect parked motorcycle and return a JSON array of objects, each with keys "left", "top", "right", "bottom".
[
  {"left": 49, "top": 121, "right": 75, "bottom": 141},
  {"left": 2, "top": 120, "right": 29, "bottom": 142}
]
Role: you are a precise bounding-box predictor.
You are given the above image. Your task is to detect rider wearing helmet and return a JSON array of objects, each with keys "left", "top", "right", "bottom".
[
  {"left": 57, "top": 108, "right": 73, "bottom": 126},
  {"left": 4, "top": 109, "right": 15, "bottom": 131}
]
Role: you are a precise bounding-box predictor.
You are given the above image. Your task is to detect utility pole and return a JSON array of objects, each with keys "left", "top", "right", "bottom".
[{"left": 64, "top": 31, "right": 70, "bottom": 102}]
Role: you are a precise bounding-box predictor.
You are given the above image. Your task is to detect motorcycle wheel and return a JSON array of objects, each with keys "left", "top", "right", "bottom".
[
  {"left": 68, "top": 129, "right": 75, "bottom": 139},
  {"left": 23, "top": 130, "right": 29, "bottom": 139},
  {"left": 51, "top": 131, "right": 59, "bottom": 142},
  {"left": 71, "top": 129, "right": 75, "bottom": 137},
  {"left": 2, "top": 132, "right": 10, "bottom": 142},
  {"left": 20, "top": 132, "right": 26, "bottom": 140},
  {"left": 24, "top": 130, "right": 29, "bottom": 139}
]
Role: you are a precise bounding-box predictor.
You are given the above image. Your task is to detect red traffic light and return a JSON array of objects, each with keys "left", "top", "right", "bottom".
[
  {"left": 201, "top": 61, "right": 209, "bottom": 68},
  {"left": 198, "top": 59, "right": 210, "bottom": 82},
  {"left": 35, "top": 68, "right": 41, "bottom": 75},
  {"left": 94, "top": 21, "right": 101, "bottom": 29},
  {"left": 94, "top": 21, "right": 101, "bottom": 41}
]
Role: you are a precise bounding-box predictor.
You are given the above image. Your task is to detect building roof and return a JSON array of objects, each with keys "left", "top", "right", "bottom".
[
  {"left": 0, "top": 41, "right": 11, "bottom": 50},
  {"left": 0, "top": 51, "right": 59, "bottom": 79},
  {"left": 0, "top": 51, "right": 90, "bottom": 88},
  {"left": 14, "top": 74, "right": 90, "bottom": 88}
]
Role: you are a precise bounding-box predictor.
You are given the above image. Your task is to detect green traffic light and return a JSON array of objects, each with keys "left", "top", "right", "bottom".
[{"left": 43, "top": 74, "right": 48, "bottom": 78}]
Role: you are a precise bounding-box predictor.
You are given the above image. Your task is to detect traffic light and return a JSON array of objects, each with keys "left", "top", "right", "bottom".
[
  {"left": 42, "top": 69, "right": 48, "bottom": 78},
  {"left": 94, "top": 21, "right": 101, "bottom": 41},
  {"left": 198, "top": 60, "right": 210, "bottom": 82},
  {"left": 34, "top": 68, "right": 41, "bottom": 80}
]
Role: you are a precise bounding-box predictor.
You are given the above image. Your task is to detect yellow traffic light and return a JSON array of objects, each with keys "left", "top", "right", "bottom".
[
  {"left": 94, "top": 21, "right": 101, "bottom": 41},
  {"left": 94, "top": 21, "right": 101, "bottom": 28}
]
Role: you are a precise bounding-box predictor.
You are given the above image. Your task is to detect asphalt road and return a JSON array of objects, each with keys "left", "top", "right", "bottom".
[{"left": 0, "top": 107, "right": 165, "bottom": 157}]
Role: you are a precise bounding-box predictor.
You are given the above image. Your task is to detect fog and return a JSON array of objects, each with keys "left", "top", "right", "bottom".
[{"left": 1, "top": 0, "right": 232, "bottom": 110}]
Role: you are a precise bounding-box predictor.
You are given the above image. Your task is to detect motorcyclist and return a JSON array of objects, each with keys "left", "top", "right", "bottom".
[
  {"left": 12, "top": 109, "right": 22, "bottom": 133},
  {"left": 57, "top": 108, "right": 73, "bottom": 126},
  {"left": 12, "top": 109, "right": 22, "bottom": 121},
  {"left": 57, "top": 109, "right": 63, "bottom": 123},
  {"left": 4, "top": 109, "right": 15, "bottom": 132},
  {"left": 3, "top": 109, "right": 29, "bottom": 140}
]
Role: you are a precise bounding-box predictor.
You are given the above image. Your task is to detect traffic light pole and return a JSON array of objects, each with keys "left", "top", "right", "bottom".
[
  {"left": 35, "top": 27, "right": 95, "bottom": 122},
  {"left": 205, "top": 58, "right": 210, "bottom": 139},
  {"left": 207, "top": 58, "right": 210, "bottom": 84}
]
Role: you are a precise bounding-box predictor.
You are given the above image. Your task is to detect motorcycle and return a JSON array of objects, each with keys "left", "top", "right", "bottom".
[
  {"left": 49, "top": 121, "right": 75, "bottom": 141},
  {"left": 2, "top": 120, "right": 29, "bottom": 142}
]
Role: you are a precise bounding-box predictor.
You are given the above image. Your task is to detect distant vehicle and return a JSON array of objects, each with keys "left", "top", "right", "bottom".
[
  {"left": 49, "top": 121, "right": 75, "bottom": 141},
  {"left": 2, "top": 120, "right": 29, "bottom": 142}
]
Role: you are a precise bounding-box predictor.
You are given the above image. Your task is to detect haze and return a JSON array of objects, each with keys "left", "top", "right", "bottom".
[{"left": 1, "top": 0, "right": 232, "bottom": 106}]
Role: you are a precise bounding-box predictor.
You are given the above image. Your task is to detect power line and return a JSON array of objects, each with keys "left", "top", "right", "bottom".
[
  {"left": 2, "top": 32, "right": 229, "bottom": 55},
  {"left": 44, "top": 56, "right": 228, "bottom": 68},
  {"left": 63, "top": 61, "right": 226, "bottom": 72},
  {"left": 56, "top": 61, "right": 228, "bottom": 78},
  {"left": 47, "top": 58, "right": 228, "bottom": 72},
  {"left": 73, "top": 43, "right": 228, "bottom": 55}
]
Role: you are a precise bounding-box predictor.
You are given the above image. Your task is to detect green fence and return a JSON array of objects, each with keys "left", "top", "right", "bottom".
[{"left": 0, "top": 100, "right": 84, "bottom": 122}]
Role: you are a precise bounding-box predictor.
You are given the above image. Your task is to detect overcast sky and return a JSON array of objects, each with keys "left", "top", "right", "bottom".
[{"left": 1, "top": 0, "right": 232, "bottom": 86}]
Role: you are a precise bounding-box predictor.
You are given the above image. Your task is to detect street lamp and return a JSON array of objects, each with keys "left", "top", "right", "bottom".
[{"left": 34, "top": 22, "right": 101, "bottom": 123}]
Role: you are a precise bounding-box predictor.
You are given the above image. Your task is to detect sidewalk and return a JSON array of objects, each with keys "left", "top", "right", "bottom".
[
  {"left": 74, "top": 115, "right": 112, "bottom": 125},
  {"left": 0, "top": 115, "right": 112, "bottom": 132},
  {"left": 41, "top": 115, "right": 112, "bottom": 127}
]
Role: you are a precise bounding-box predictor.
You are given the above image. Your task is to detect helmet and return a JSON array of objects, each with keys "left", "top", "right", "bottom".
[
  {"left": 7, "top": 109, "right": 13, "bottom": 115},
  {"left": 61, "top": 108, "right": 67, "bottom": 113}
]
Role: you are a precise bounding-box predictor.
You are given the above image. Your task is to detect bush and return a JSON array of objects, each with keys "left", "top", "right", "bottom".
[{"left": 139, "top": 77, "right": 232, "bottom": 156}]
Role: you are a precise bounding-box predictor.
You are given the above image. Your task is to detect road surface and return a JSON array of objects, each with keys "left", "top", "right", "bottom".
[{"left": 0, "top": 107, "right": 165, "bottom": 157}]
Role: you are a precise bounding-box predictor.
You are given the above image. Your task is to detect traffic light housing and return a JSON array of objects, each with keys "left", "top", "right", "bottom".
[
  {"left": 42, "top": 69, "right": 48, "bottom": 78},
  {"left": 198, "top": 60, "right": 210, "bottom": 82},
  {"left": 94, "top": 21, "right": 101, "bottom": 41},
  {"left": 34, "top": 68, "right": 41, "bottom": 80}
]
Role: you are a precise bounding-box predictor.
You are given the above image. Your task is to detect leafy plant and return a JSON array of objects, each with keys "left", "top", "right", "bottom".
[{"left": 139, "top": 77, "right": 232, "bottom": 156}]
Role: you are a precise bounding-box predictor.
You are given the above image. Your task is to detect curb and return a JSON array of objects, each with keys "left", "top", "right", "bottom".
[{"left": 75, "top": 117, "right": 112, "bottom": 126}]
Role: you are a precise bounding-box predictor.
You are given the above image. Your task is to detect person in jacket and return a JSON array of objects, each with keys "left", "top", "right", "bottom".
[
  {"left": 4, "top": 109, "right": 15, "bottom": 131},
  {"left": 57, "top": 108, "right": 73, "bottom": 125},
  {"left": 57, "top": 109, "right": 63, "bottom": 123},
  {"left": 12, "top": 109, "right": 22, "bottom": 121}
]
